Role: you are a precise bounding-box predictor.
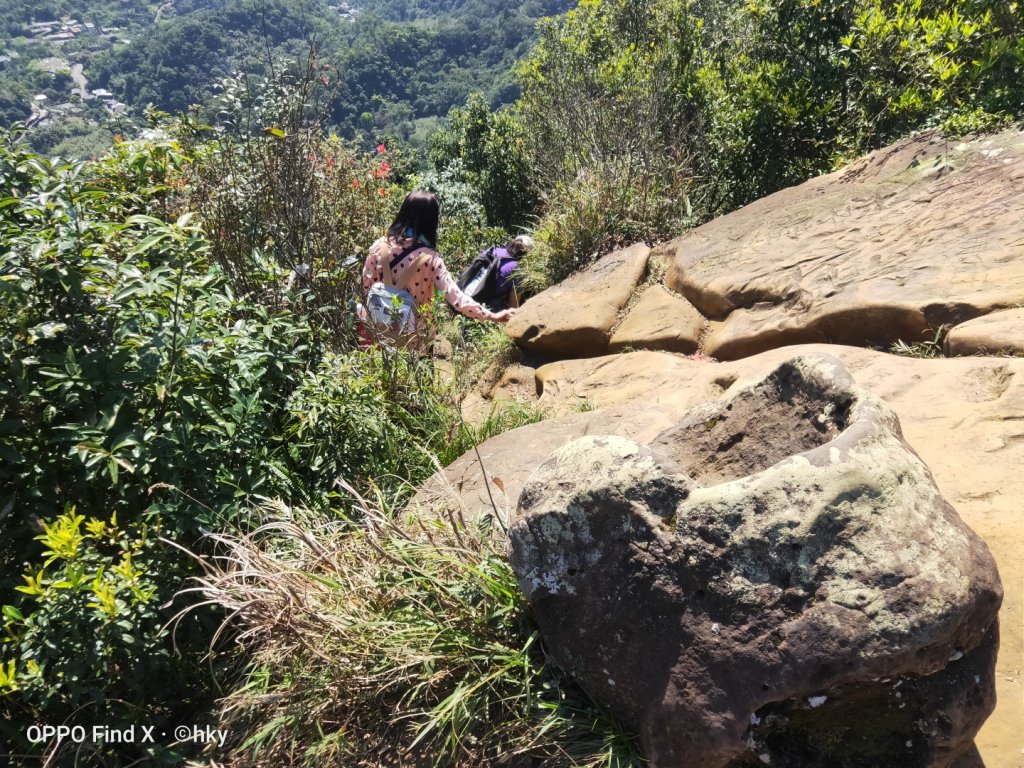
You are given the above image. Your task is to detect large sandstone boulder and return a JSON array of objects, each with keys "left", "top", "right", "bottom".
[
  {"left": 509, "top": 356, "right": 1002, "bottom": 768},
  {"left": 506, "top": 243, "right": 650, "bottom": 358},
  {"left": 411, "top": 404, "right": 689, "bottom": 531},
  {"left": 659, "top": 129, "right": 1024, "bottom": 360},
  {"left": 945, "top": 308, "right": 1024, "bottom": 357},
  {"left": 417, "top": 345, "right": 1024, "bottom": 766},
  {"left": 609, "top": 284, "right": 706, "bottom": 354}
]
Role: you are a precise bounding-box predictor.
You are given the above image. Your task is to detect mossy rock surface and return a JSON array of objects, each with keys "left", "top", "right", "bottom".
[{"left": 509, "top": 355, "right": 1001, "bottom": 768}]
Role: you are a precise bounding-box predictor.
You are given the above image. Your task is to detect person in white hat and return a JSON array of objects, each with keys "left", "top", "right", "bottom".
[
  {"left": 494, "top": 235, "right": 533, "bottom": 309},
  {"left": 455, "top": 233, "right": 534, "bottom": 316}
]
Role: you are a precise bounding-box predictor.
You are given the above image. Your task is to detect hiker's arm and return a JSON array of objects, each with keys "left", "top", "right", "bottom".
[{"left": 430, "top": 255, "right": 505, "bottom": 322}]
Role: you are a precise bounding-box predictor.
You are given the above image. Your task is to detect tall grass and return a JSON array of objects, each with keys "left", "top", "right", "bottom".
[
  {"left": 517, "top": 163, "right": 692, "bottom": 294},
  {"left": 182, "top": 496, "right": 643, "bottom": 767}
]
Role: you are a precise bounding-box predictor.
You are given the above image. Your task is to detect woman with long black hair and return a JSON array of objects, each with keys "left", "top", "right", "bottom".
[{"left": 361, "top": 190, "right": 517, "bottom": 326}]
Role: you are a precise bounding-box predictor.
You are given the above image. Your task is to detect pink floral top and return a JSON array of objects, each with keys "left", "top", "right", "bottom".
[{"left": 362, "top": 236, "right": 499, "bottom": 321}]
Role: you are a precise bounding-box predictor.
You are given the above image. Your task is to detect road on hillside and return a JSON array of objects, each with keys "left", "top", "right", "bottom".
[{"left": 70, "top": 62, "right": 88, "bottom": 99}]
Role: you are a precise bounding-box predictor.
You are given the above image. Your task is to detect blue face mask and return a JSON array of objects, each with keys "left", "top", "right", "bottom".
[{"left": 406, "top": 228, "right": 432, "bottom": 247}]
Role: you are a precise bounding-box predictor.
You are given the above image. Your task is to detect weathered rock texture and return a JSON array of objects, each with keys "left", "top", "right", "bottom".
[
  {"left": 509, "top": 356, "right": 1002, "bottom": 768},
  {"left": 458, "top": 362, "right": 539, "bottom": 424},
  {"left": 945, "top": 308, "right": 1024, "bottom": 357},
  {"left": 419, "top": 346, "right": 1024, "bottom": 767},
  {"left": 411, "top": 405, "right": 685, "bottom": 530},
  {"left": 436, "top": 128, "right": 1024, "bottom": 763},
  {"left": 659, "top": 129, "right": 1024, "bottom": 360},
  {"left": 609, "top": 284, "right": 706, "bottom": 354},
  {"left": 506, "top": 242, "right": 650, "bottom": 357}
]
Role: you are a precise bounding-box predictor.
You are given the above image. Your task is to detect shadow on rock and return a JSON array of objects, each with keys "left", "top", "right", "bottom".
[{"left": 509, "top": 354, "right": 1002, "bottom": 768}]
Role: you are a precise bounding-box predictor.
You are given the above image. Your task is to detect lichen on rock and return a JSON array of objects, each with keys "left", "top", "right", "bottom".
[{"left": 509, "top": 354, "right": 1002, "bottom": 768}]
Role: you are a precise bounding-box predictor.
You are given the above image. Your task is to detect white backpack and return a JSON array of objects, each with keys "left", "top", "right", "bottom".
[
  {"left": 363, "top": 247, "right": 431, "bottom": 347},
  {"left": 366, "top": 282, "right": 418, "bottom": 334}
]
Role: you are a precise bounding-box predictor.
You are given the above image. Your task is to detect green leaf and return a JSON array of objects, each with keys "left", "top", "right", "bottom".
[
  {"left": 28, "top": 322, "right": 67, "bottom": 342},
  {"left": 2, "top": 605, "right": 23, "bottom": 622},
  {"left": 131, "top": 233, "right": 169, "bottom": 255},
  {"left": 125, "top": 214, "right": 166, "bottom": 228},
  {"left": 0, "top": 443, "right": 24, "bottom": 463}
]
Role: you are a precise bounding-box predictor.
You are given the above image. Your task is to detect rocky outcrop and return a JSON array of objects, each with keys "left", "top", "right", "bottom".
[
  {"left": 609, "top": 284, "right": 705, "bottom": 354},
  {"left": 416, "top": 345, "right": 1024, "bottom": 765},
  {"left": 504, "top": 130, "right": 1024, "bottom": 363},
  {"left": 509, "top": 356, "right": 1002, "bottom": 768},
  {"left": 506, "top": 242, "right": 650, "bottom": 358},
  {"left": 435, "top": 128, "right": 1024, "bottom": 764},
  {"left": 654, "top": 129, "right": 1024, "bottom": 360},
  {"left": 411, "top": 404, "right": 687, "bottom": 531},
  {"left": 945, "top": 308, "right": 1024, "bottom": 357}
]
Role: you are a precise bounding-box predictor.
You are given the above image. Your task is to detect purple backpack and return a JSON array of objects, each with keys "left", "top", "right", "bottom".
[{"left": 456, "top": 247, "right": 519, "bottom": 310}]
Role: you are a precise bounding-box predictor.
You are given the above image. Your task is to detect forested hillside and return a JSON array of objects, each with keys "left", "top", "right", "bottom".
[{"left": 0, "top": 0, "right": 574, "bottom": 156}]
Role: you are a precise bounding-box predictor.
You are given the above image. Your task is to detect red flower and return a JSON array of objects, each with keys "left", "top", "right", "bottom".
[
  {"left": 376, "top": 144, "right": 386, "bottom": 154},
  {"left": 325, "top": 156, "right": 336, "bottom": 169},
  {"left": 114, "top": 135, "right": 123, "bottom": 144},
  {"left": 377, "top": 188, "right": 388, "bottom": 196},
  {"left": 380, "top": 161, "right": 391, "bottom": 173},
  {"left": 351, "top": 179, "right": 361, "bottom": 188}
]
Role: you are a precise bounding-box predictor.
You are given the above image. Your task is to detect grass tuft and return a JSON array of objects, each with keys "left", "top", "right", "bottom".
[
  {"left": 184, "top": 495, "right": 644, "bottom": 768},
  {"left": 888, "top": 325, "right": 948, "bottom": 359}
]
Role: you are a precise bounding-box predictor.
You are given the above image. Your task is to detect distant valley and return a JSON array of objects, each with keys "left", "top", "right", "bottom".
[{"left": 0, "top": 0, "right": 574, "bottom": 156}]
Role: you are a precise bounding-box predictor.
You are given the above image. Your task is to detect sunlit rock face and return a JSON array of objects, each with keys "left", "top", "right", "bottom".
[
  {"left": 506, "top": 242, "right": 650, "bottom": 358},
  {"left": 657, "top": 129, "right": 1024, "bottom": 361},
  {"left": 510, "top": 355, "right": 1002, "bottom": 768}
]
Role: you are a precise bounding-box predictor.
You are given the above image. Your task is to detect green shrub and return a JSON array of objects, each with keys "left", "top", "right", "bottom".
[
  {"left": 175, "top": 63, "right": 405, "bottom": 349},
  {"left": 2, "top": 509, "right": 178, "bottom": 746},
  {"left": 284, "top": 340, "right": 546, "bottom": 504},
  {"left": 0, "top": 40, "right": 571, "bottom": 761},
  {"left": 0, "top": 131, "right": 328, "bottom": 755},
  {"left": 840, "top": 0, "right": 1024, "bottom": 133},
  {"left": 514, "top": 0, "right": 699, "bottom": 285},
  {"left": 694, "top": 0, "right": 1024, "bottom": 208},
  {"left": 0, "top": 147, "right": 315, "bottom": 539},
  {"left": 429, "top": 93, "right": 539, "bottom": 231},
  {"left": 505, "top": 0, "right": 1024, "bottom": 290},
  {"left": 0, "top": 124, "right": 542, "bottom": 760},
  {"left": 523, "top": 167, "right": 683, "bottom": 289},
  {"left": 283, "top": 346, "right": 450, "bottom": 506}
]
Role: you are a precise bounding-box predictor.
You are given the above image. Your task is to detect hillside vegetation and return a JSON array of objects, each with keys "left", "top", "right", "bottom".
[
  {"left": 0, "top": 0, "right": 574, "bottom": 157},
  {"left": 1, "top": 0, "right": 1023, "bottom": 766},
  {"left": 435, "top": 0, "right": 1024, "bottom": 285}
]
